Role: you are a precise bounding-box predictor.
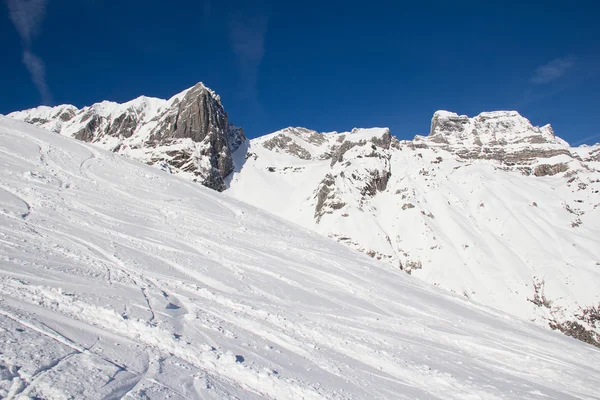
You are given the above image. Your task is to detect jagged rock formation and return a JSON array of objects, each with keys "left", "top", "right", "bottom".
[
  {"left": 7, "top": 82, "right": 245, "bottom": 191},
  {"left": 418, "top": 110, "right": 573, "bottom": 165},
  {"left": 533, "top": 163, "right": 570, "bottom": 176},
  {"left": 243, "top": 127, "right": 394, "bottom": 222}
]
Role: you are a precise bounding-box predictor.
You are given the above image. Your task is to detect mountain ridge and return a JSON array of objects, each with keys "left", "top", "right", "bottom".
[
  {"left": 7, "top": 84, "right": 600, "bottom": 348},
  {"left": 7, "top": 82, "right": 245, "bottom": 191}
]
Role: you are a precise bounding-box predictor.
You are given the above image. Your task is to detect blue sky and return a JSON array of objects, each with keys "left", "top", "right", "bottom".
[{"left": 1, "top": 1, "right": 599, "bottom": 144}]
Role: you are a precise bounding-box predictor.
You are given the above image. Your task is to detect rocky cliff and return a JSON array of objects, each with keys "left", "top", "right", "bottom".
[
  {"left": 7, "top": 82, "right": 245, "bottom": 191},
  {"left": 415, "top": 110, "right": 573, "bottom": 167}
]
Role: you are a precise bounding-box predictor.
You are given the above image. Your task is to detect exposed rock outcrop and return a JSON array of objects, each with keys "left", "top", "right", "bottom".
[
  {"left": 262, "top": 134, "right": 312, "bottom": 160},
  {"left": 418, "top": 110, "right": 574, "bottom": 165},
  {"left": 534, "top": 163, "right": 569, "bottom": 177},
  {"left": 252, "top": 126, "right": 393, "bottom": 224}
]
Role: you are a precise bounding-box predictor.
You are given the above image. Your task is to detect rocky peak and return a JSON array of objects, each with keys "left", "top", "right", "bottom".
[
  {"left": 429, "top": 110, "right": 470, "bottom": 138},
  {"left": 429, "top": 110, "right": 561, "bottom": 145},
  {"left": 164, "top": 82, "right": 246, "bottom": 190},
  {"left": 330, "top": 128, "right": 392, "bottom": 166},
  {"left": 419, "top": 110, "right": 572, "bottom": 166},
  {"left": 257, "top": 127, "right": 336, "bottom": 161},
  {"left": 7, "top": 82, "right": 246, "bottom": 191},
  {"left": 173, "top": 83, "right": 227, "bottom": 141}
]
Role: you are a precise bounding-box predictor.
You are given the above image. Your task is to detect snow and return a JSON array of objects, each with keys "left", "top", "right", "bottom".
[
  {"left": 85, "top": 96, "right": 167, "bottom": 119},
  {"left": 432, "top": 110, "right": 462, "bottom": 119},
  {"left": 5, "top": 104, "right": 78, "bottom": 121},
  {"left": 227, "top": 122, "right": 600, "bottom": 340},
  {"left": 2, "top": 116, "right": 600, "bottom": 399},
  {"left": 344, "top": 127, "right": 390, "bottom": 143},
  {"left": 477, "top": 111, "right": 522, "bottom": 119}
]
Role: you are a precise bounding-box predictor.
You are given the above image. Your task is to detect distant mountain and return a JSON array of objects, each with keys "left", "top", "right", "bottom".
[
  {"left": 8, "top": 85, "right": 600, "bottom": 347},
  {"left": 7, "top": 82, "right": 246, "bottom": 191},
  {"left": 226, "top": 112, "right": 600, "bottom": 347}
]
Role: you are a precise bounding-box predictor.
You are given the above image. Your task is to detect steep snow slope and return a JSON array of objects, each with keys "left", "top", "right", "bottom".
[
  {"left": 226, "top": 116, "right": 600, "bottom": 345},
  {"left": 2, "top": 117, "right": 600, "bottom": 398}
]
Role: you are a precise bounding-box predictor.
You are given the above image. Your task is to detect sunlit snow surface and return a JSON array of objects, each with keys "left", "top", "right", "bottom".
[
  {"left": 227, "top": 125, "right": 600, "bottom": 332},
  {"left": 1, "top": 117, "right": 599, "bottom": 399}
]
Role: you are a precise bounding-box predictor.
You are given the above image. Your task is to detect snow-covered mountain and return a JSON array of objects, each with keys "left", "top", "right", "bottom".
[
  {"left": 2, "top": 116, "right": 600, "bottom": 399},
  {"left": 7, "top": 85, "right": 600, "bottom": 349},
  {"left": 226, "top": 112, "right": 600, "bottom": 346},
  {"left": 7, "top": 82, "right": 246, "bottom": 191}
]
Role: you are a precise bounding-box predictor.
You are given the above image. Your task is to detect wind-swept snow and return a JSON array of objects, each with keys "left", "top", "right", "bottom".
[{"left": 1, "top": 116, "right": 600, "bottom": 399}]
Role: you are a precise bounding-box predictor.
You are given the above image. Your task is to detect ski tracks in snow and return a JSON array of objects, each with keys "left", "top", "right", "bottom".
[{"left": 1, "top": 118, "right": 600, "bottom": 399}]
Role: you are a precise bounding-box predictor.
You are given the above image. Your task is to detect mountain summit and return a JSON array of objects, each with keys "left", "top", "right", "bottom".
[{"left": 422, "top": 110, "right": 571, "bottom": 163}]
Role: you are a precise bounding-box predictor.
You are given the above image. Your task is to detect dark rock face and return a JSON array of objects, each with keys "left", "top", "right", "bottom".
[
  {"left": 314, "top": 174, "right": 346, "bottom": 222},
  {"left": 371, "top": 132, "right": 392, "bottom": 149},
  {"left": 533, "top": 163, "right": 569, "bottom": 177},
  {"left": 549, "top": 320, "right": 600, "bottom": 348},
  {"left": 171, "top": 86, "right": 228, "bottom": 142},
  {"left": 263, "top": 134, "right": 312, "bottom": 160},
  {"left": 363, "top": 169, "right": 391, "bottom": 196},
  {"left": 584, "top": 147, "right": 600, "bottom": 162},
  {"left": 58, "top": 109, "right": 76, "bottom": 122},
  {"left": 105, "top": 113, "right": 138, "bottom": 139},
  {"left": 312, "top": 130, "right": 393, "bottom": 222},
  {"left": 29, "top": 117, "right": 49, "bottom": 125},
  {"left": 146, "top": 83, "right": 246, "bottom": 191},
  {"left": 331, "top": 130, "right": 392, "bottom": 167},
  {"left": 453, "top": 148, "right": 572, "bottom": 164},
  {"left": 74, "top": 114, "right": 100, "bottom": 142},
  {"left": 430, "top": 112, "right": 470, "bottom": 135},
  {"left": 227, "top": 124, "right": 246, "bottom": 153},
  {"left": 331, "top": 141, "right": 361, "bottom": 167}
]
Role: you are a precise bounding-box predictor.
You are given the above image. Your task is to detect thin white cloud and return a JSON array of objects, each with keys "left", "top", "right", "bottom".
[
  {"left": 531, "top": 56, "right": 576, "bottom": 84},
  {"left": 5, "top": 0, "right": 52, "bottom": 104},
  {"left": 229, "top": 13, "right": 268, "bottom": 100},
  {"left": 5, "top": 0, "right": 47, "bottom": 46},
  {"left": 23, "top": 50, "right": 52, "bottom": 104},
  {"left": 572, "top": 133, "right": 600, "bottom": 146}
]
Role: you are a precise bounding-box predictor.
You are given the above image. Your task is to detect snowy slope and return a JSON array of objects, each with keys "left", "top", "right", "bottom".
[
  {"left": 226, "top": 116, "right": 600, "bottom": 345},
  {"left": 2, "top": 117, "right": 600, "bottom": 399},
  {"left": 6, "top": 85, "right": 600, "bottom": 346}
]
